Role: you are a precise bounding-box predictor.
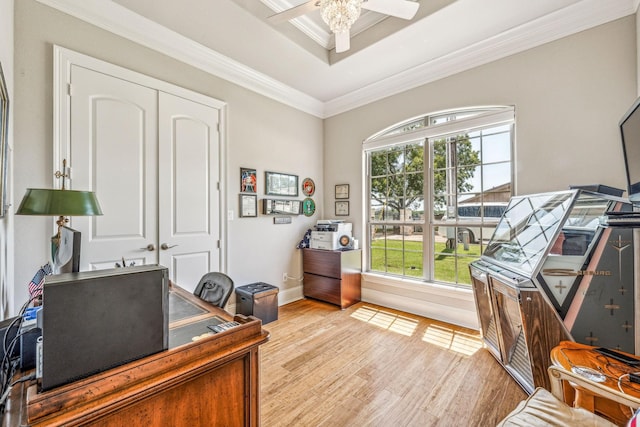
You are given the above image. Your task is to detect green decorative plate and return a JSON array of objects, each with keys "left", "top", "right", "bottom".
[{"left": 302, "top": 198, "right": 315, "bottom": 217}]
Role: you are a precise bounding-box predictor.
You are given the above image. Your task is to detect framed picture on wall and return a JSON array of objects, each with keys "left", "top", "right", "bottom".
[
  {"left": 265, "top": 171, "right": 298, "bottom": 197},
  {"left": 335, "top": 201, "right": 349, "bottom": 216},
  {"left": 240, "top": 167, "right": 257, "bottom": 193},
  {"left": 335, "top": 184, "right": 349, "bottom": 199},
  {"left": 239, "top": 194, "right": 257, "bottom": 217}
]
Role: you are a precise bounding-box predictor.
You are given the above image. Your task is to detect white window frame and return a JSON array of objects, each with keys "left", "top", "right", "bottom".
[{"left": 363, "top": 107, "right": 515, "bottom": 285}]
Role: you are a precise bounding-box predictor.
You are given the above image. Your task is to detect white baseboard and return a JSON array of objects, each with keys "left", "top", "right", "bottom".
[{"left": 277, "top": 285, "right": 304, "bottom": 306}]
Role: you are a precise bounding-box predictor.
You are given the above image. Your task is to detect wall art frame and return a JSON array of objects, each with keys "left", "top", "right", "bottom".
[
  {"left": 240, "top": 167, "right": 257, "bottom": 193},
  {"left": 239, "top": 194, "right": 257, "bottom": 217},
  {"left": 265, "top": 171, "right": 298, "bottom": 197},
  {"left": 335, "top": 184, "right": 349, "bottom": 199},
  {"left": 262, "top": 198, "right": 301, "bottom": 215},
  {"left": 301, "top": 177, "right": 315, "bottom": 196},
  {"left": 335, "top": 201, "right": 349, "bottom": 216}
]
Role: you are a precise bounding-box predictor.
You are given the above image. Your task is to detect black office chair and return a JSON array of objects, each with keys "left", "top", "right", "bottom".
[{"left": 193, "top": 272, "right": 234, "bottom": 308}]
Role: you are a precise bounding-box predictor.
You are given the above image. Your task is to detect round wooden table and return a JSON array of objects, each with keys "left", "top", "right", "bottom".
[{"left": 551, "top": 341, "right": 640, "bottom": 425}]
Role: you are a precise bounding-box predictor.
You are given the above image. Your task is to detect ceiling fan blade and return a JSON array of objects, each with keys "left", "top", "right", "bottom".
[
  {"left": 362, "top": 0, "right": 419, "bottom": 20},
  {"left": 267, "top": 1, "right": 320, "bottom": 25},
  {"left": 335, "top": 30, "right": 351, "bottom": 53}
]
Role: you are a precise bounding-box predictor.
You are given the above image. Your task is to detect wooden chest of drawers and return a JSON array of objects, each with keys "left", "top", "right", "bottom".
[{"left": 302, "top": 248, "right": 361, "bottom": 309}]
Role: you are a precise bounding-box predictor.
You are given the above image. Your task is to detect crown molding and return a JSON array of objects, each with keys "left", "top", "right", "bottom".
[
  {"left": 36, "top": 0, "right": 325, "bottom": 117},
  {"left": 323, "top": 0, "right": 637, "bottom": 117},
  {"left": 36, "top": 0, "right": 638, "bottom": 120}
]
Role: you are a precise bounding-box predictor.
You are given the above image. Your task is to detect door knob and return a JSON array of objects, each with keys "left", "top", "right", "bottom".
[
  {"left": 141, "top": 244, "right": 155, "bottom": 251},
  {"left": 161, "top": 243, "right": 178, "bottom": 250}
]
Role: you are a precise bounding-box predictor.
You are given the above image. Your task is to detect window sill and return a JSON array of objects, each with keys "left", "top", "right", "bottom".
[
  {"left": 362, "top": 272, "right": 473, "bottom": 297},
  {"left": 361, "top": 272, "right": 478, "bottom": 330}
]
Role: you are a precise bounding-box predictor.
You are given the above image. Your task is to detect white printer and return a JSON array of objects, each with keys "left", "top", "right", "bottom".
[{"left": 310, "top": 220, "right": 353, "bottom": 250}]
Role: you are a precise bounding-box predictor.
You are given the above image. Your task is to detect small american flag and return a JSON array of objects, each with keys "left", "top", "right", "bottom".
[{"left": 28, "top": 263, "right": 53, "bottom": 299}]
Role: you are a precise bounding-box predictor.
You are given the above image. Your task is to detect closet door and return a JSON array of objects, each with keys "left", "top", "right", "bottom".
[
  {"left": 158, "top": 92, "right": 220, "bottom": 292},
  {"left": 69, "top": 65, "right": 159, "bottom": 270}
]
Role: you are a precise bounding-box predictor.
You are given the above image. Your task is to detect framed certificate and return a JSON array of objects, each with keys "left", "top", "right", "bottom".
[
  {"left": 239, "top": 194, "right": 257, "bottom": 217},
  {"left": 335, "top": 201, "right": 349, "bottom": 216},
  {"left": 335, "top": 184, "right": 349, "bottom": 199}
]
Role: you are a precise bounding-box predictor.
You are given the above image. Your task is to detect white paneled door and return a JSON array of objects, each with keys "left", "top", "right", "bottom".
[
  {"left": 70, "top": 65, "right": 159, "bottom": 270},
  {"left": 66, "top": 63, "right": 221, "bottom": 292},
  {"left": 158, "top": 92, "right": 220, "bottom": 292}
]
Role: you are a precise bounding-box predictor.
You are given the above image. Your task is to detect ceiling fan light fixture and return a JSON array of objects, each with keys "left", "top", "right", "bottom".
[{"left": 320, "top": 0, "right": 363, "bottom": 34}]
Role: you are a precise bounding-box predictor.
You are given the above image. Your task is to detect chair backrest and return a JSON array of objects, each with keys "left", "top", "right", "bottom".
[{"left": 193, "top": 272, "right": 234, "bottom": 308}]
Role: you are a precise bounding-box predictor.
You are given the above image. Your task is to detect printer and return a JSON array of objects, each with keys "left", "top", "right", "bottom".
[{"left": 310, "top": 220, "right": 353, "bottom": 250}]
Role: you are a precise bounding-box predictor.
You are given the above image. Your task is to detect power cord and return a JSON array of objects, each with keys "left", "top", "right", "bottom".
[
  {"left": 0, "top": 294, "right": 42, "bottom": 414},
  {"left": 0, "top": 373, "right": 36, "bottom": 412}
]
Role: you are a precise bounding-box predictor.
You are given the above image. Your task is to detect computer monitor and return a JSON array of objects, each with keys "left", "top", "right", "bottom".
[
  {"left": 619, "top": 96, "right": 640, "bottom": 204},
  {"left": 53, "top": 225, "right": 80, "bottom": 273},
  {"left": 40, "top": 264, "right": 169, "bottom": 391}
]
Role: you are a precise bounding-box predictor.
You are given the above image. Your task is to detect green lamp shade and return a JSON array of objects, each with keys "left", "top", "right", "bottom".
[{"left": 16, "top": 188, "right": 103, "bottom": 216}]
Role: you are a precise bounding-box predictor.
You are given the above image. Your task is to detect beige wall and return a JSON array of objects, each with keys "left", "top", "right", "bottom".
[{"left": 12, "top": 0, "right": 323, "bottom": 314}]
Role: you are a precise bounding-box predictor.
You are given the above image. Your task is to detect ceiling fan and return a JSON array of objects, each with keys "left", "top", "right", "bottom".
[{"left": 268, "top": 0, "right": 420, "bottom": 53}]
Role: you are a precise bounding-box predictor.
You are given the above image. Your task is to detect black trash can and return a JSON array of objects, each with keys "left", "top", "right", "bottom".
[{"left": 235, "top": 282, "right": 279, "bottom": 324}]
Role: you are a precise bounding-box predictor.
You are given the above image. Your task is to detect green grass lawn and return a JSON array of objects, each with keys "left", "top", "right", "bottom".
[{"left": 370, "top": 238, "right": 482, "bottom": 285}]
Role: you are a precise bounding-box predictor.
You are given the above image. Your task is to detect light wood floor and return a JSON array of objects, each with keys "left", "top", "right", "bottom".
[{"left": 260, "top": 299, "right": 527, "bottom": 427}]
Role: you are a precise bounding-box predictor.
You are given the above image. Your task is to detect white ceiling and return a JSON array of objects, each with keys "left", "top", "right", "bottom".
[{"left": 39, "top": 0, "right": 638, "bottom": 117}]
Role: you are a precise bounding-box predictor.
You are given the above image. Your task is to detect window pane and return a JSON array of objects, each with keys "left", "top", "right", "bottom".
[
  {"left": 404, "top": 229, "right": 423, "bottom": 278},
  {"left": 433, "top": 227, "right": 481, "bottom": 284},
  {"left": 371, "top": 150, "right": 389, "bottom": 177},
  {"left": 457, "top": 135, "right": 481, "bottom": 167},
  {"left": 405, "top": 145, "right": 424, "bottom": 172},
  {"left": 370, "top": 225, "right": 390, "bottom": 274},
  {"left": 377, "top": 117, "right": 427, "bottom": 138},
  {"left": 406, "top": 171, "right": 424, "bottom": 215},
  {"left": 389, "top": 147, "right": 405, "bottom": 173},
  {"left": 458, "top": 165, "right": 481, "bottom": 196},
  {"left": 482, "top": 131, "right": 511, "bottom": 163},
  {"left": 482, "top": 162, "right": 511, "bottom": 191},
  {"left": 370, "top": 225, "right": 423, "bottom": 276}
]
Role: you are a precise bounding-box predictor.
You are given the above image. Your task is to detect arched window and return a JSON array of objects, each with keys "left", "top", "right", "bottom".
[{"left": 363, "top": 106, "right": 515, "bottom": 286}]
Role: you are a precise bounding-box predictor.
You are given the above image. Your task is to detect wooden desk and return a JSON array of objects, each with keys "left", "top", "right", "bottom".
[
  {"left": 2, "top": 284, "right": 269, "bottom": 426},
  {"left": 551, "top": 341, "right": 640, "bottom": 425}
]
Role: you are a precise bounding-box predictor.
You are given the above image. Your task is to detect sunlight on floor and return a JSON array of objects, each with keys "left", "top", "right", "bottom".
[
  {"left": 350, "top": 306, "right": 418, "bottom": 336},
  {"left": 350, "top": 306, "right": 483, "bottom": 355},
  {"left": 422, "top": 324, "right": 483, "bottom": 356}
]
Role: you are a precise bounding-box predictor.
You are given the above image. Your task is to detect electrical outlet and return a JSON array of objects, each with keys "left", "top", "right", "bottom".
[{"left": 282, "top": 273, "right": 287, "bottom": 282}]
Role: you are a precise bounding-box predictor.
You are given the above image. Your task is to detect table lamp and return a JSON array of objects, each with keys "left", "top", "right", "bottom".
[{"left": 16, "top": 160, "right": 103, "bottom": 273}]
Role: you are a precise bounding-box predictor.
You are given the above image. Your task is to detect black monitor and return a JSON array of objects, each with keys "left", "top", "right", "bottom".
[
  {"left": 40, "top": 265, "right": 169, "bottom": 391},
  {"left": 619, "top": 96, "right": 640, "bottom": 204},
  {"left": 53, "top": 225, "right": 80, "bottom": 273}
]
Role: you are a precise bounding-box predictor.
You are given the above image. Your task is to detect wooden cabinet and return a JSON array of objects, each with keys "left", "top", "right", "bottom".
[
  {"left": 2, "top": 285, "right": 269, "bottom": 427},
  {"left": 303, "top": 249, "right": 361, "bottom": 309}
]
